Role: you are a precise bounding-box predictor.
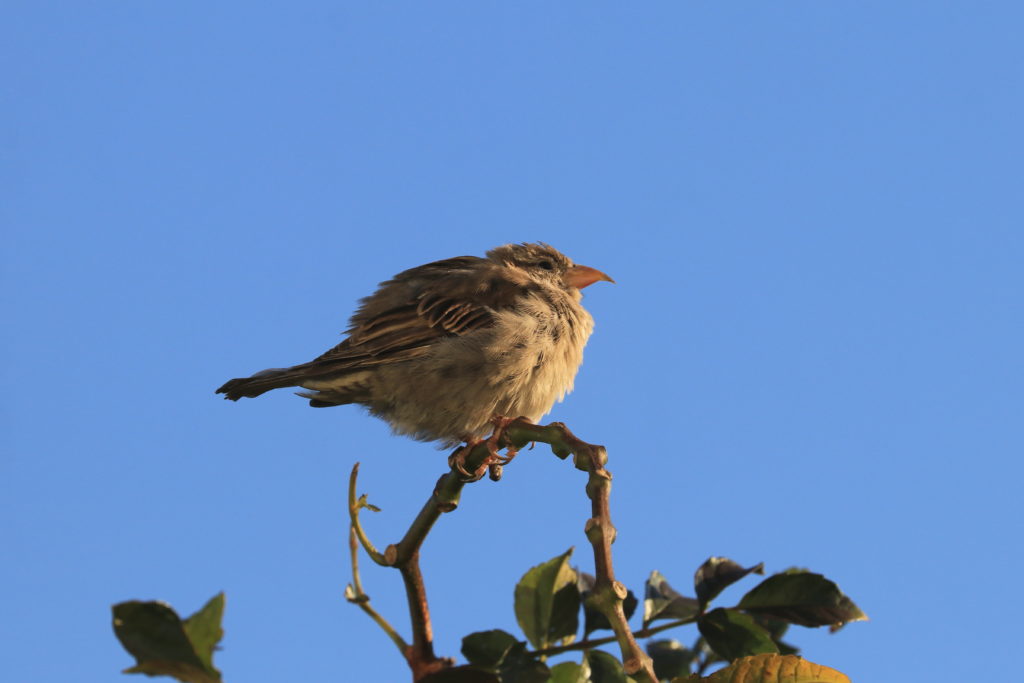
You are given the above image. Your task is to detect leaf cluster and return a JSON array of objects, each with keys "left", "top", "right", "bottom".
[
  {"left": 439, "top": 554, "right": 865, "bottom": 682},
  {"left": 110, "top": 552, "right": 864, "bottom": 683}
]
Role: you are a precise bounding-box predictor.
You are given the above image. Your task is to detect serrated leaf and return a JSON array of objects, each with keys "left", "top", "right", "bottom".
[
  {"left": 737, "top": 571, "right": 867, "bottom": 628},
  {"left": 112, "top": 595, "right": 223, "bottom": 683},
  {"left": 579, "top": 572, "right": 638, "bottom": 634},
  {"left": 697, "top": 608, "right": 778, "bottom": 661},
  {"left": 514, "top": 549, "right": 579, "bottom": 649},
  {"left": 587, "top": 649, "right": 627, "bottom": 683},
  {"left": 677, "top": 653, "right": 851, "bottom": 682},
  {"left": 644, "top": 570, "right": 701, "bottom": 627},
  {"left": 461, "top": 629, "right": 520, "bottom": 668},
  {"left": 647, "top": 639, "right": 695, "bottom": 680},
  {"left": 694, "top": 558, "right": 764, "bottom": 608}
]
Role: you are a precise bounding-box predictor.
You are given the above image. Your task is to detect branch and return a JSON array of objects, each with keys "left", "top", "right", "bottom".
[
  {"left": 347, "top": 419, "right": 657, "bottom": 682},
  {"left": 530, "top": 616, "right": 699, "bottom": 658},
  {"left": 348, "top": 463, "right": 459, "bottom": 681},
  {"left": 499, "top": 420, "right": 658, "bottom": 682},
  {"left": 348, "top": 444, "right": 499, "bottom": 682}
]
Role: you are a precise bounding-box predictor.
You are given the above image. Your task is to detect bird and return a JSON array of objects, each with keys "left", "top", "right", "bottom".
[{"left": 216, "top": 243, "right": 613, "bottom": 453}]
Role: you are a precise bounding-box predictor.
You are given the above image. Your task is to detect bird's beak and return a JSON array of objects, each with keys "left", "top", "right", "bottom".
[{"left": 564, "top": 265, "right": 615, "bottom": 289}]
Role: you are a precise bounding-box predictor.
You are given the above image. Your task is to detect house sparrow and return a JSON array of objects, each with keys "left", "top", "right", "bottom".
[{"left": 216, "top": 243, "right": 613, "bottom": 448}]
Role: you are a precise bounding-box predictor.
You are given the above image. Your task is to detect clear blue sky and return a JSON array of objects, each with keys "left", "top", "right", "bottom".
[{"left": 4, "top": 2, "right": 1022, "bottom": 681}]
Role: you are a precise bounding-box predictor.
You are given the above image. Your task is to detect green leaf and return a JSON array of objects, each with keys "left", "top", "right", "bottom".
[
  {"left": 498, "top": 643, "right": 551, "bottom": 683},
  {"left": 697, "top": 608, "right": 778, "bottom": 661},
  {"left": 685, "top": 653, "right": 851, "bottom": 682},
  {"left": 181, "top": 593, "right": 224, "bottom": 674},
  {"left": 112, "top": 594, "right": 224, "bottom": 683},
  {"left": 514, "top": 549, "right": 580, "bottom": 649},
  {"left": 549, "top": 661, "right": 589, "bottom": 683},
  {"left": 550, "top": 582, "right": 582, "bottom": 647},
  {"left": 693, "top": 558, "right": 764, "bottom": 609},
  {"left": 643, "top": 570, "right": 701, "bottom": 627},
  {"left": 420, "top": 666, "right": 500, "bottom": 682},
  {"left": 749, "top": 614, "right": 799, "bottom": 656},
  {"left": 647, "top": 639, "right": 695, "bottom": 680},
  {"left": 587, "top": 649, "right": 628, "bottom": 683},
  {"left": 461, "top": 629, "right": 520, "bottom": 668},
  {"left": 737, "top": 570, "right": 868, "bottom": 628},
  {"left": 579, "top": 572, "right": 638, "bottom": 635}
]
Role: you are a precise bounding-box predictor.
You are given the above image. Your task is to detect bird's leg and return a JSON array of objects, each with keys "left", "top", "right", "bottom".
[
  {"left": 486, "top": 415, "right": 518, "bottom": 464},
  {"left": 489, "top": 414, "right": 536, "bottom": 462},
  {"left": 484, "top": 414, "right": 534, "bottom": 480}
]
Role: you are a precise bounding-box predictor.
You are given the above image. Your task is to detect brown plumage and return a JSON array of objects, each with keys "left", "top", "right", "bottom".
[{"left": 216, "top": 243, "right": 613, "bottom": 447}]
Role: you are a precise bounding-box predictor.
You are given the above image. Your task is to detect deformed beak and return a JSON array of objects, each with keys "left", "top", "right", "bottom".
[{"left": 564, "top": 264, "right": 615, "bottom": 289}]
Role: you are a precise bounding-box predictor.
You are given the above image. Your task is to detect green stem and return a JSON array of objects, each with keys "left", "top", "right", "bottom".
[
  {"left": 345, "top": 526, "right": 408, "bottom": 655},
  {"left": 347, "top": 463, "right": 388, "bottom": 566}
]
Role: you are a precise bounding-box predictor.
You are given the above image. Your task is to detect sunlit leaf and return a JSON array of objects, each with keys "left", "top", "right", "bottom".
[
  {"left": 671, "top": 653, "right": 851, "bottom": 682},
  {"left": 514, "top": 549, "right": 579, "bottom": 649}
]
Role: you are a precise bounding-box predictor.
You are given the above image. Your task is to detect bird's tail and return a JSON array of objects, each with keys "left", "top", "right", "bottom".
[{"left": 216, "top": 366, "right": 311, "bottom": 401}]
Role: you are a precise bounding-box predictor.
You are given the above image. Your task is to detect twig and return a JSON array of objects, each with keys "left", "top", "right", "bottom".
[
  {"left": 348, "top": 463, "right": 389, "bottom": 566},
  {"left": 348, "top": 463, "right": 455, "bottom": 681},
  {"left": 529, "top": 617, "right": 699, "bottom": 658},
  {"left": 345, "top": 525, "right": 408, "bottom": 656},
  {"left": 347, "top": 420, "right": 657, "bottom": 682}
]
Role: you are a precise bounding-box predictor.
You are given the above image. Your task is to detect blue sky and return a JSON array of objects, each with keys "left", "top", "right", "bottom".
[{"left": 3, "top": 2, "right": 1022, "bottom": 681}]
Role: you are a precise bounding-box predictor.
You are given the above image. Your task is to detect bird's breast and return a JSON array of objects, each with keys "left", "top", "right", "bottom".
[{"left": 481, "top": 293, "right": 594, "bottom": 419}]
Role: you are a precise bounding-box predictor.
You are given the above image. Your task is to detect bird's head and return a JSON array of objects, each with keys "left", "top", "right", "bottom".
[{"left": 486, "top": 243, "right": 615, "bottom": 291}]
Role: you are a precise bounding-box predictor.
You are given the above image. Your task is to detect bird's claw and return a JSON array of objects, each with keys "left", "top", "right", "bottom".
[
  {"left": 447, "top": 444, "right": 483, "bottom": 480},
  {"left": 448, "top": 440, "right": 493, "bottom": 482},
  {"left": 448, "top": 416, "right": 530, "bottom": 482}
]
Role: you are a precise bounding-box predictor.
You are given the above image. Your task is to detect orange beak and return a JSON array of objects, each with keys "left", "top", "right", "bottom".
[{"left": 564, "top": 264, "right": 615, "bottom": 289}]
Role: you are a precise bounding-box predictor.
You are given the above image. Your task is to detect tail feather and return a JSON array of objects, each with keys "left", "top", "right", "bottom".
[{"left": 216, "top": 367, "right": 308, "bottom": 400}]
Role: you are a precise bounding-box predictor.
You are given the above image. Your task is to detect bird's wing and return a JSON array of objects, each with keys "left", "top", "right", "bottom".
[{"left": 306, "top": 256, "right": 530, "bottom": 370}]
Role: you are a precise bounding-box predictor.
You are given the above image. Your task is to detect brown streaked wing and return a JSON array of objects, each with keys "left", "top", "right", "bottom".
[{"left": 306, "top": 256, "right": 529, "bottom": 371}]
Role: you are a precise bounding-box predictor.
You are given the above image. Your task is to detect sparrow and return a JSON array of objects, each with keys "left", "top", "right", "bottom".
[{"left": 216, "top": 243, "right": 613, "bottom": 449}]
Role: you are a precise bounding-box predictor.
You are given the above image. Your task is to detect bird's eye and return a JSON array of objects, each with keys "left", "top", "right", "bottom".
[{"left": 538, "top": 259, "right": 555, "bottom": 271}]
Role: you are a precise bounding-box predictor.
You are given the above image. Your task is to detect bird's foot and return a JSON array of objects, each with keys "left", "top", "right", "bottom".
[
  {"left": 447, "top": 439, "right": 492, "bottom": 482},
  {"left": 448, "top": 415, "right": 530, "bottom": 482}
]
